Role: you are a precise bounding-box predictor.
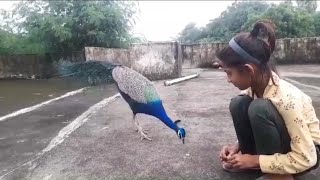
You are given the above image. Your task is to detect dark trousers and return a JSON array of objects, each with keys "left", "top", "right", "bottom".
[{"left": 229, "top": 95, "right": 319, "bottom": 173}]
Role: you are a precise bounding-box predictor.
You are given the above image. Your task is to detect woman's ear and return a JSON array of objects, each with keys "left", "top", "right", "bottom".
[{"left": 243, "top": 64, "right": 255, "bottom": 76}]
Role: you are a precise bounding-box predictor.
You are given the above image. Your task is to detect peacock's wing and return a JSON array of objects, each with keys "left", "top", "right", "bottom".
[{"left": 112, "top": 66, "right": 161, "bottom": 104}]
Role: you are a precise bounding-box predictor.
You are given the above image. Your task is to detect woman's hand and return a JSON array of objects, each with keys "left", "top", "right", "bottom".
[
  {"left": 227, "top": 154, "right": 260, "bottom": 169},
  {"left": 219, "top": 143, "right": 240, "bottom": 162}
]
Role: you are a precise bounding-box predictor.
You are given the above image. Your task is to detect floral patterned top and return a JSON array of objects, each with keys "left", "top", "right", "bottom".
[{"left": 241, "top": 71, "right": 320, "bottom": 174}]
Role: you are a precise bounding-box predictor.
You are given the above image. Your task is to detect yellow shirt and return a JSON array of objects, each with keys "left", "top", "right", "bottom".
[{"left": 241, "top": 72, "right": 320, "bottom": 174}]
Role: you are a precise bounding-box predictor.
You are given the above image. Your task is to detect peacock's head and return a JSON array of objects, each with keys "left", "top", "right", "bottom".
[{"left": 175, "top": 120, "right": 186, "bottom": 144}]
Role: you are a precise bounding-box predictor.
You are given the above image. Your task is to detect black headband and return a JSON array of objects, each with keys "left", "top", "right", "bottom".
[{"left": 228, "top": 38, "right": 260, "bottom": 64}]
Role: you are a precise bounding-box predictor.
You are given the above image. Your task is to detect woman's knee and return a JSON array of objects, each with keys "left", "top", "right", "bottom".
[
  {"left": 229, "top": 95, "right": 253, "bottom": 114},
  {"left": 248, "top": 99, "right": 270, "bottom": 120}
]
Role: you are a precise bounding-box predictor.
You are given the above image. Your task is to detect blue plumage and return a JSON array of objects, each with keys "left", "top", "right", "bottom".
[
  {"left": 116, "top": 81, "right": 185, "bottom": 143},
  {"left": 59, "top": 60, "right": 186, "bottom": 143},
  {"left": 117, "top": 84, "right": 178, "bottom": 130}
]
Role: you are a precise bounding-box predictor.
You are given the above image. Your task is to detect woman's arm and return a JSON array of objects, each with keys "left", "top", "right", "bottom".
[{"left": 259, "top": 99, "right": 317, "bottom": 174}]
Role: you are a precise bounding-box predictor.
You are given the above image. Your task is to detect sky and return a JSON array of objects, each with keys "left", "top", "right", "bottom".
[
  {"left": 0, "top": 1, "right": 235, "bottom": 41},
  {"left": 0, "top": 1, "right": 317, "bottom": 42},
  {"left": 132, "top": 1, "right": 234, "bottom": 41}
]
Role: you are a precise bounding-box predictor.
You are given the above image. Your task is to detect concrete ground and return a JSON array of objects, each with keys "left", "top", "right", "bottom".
[{"left": 1, "top": 65, "right": 320, "bottom": 180}]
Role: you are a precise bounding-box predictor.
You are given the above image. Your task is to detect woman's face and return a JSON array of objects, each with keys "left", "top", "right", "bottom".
[{"left": 222, "top": 65, "right": 253, "bottom": 91}]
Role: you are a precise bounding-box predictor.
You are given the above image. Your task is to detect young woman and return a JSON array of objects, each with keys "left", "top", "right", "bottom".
[{"left": 217, "top": 20, "right": 320, "bottom": 180}]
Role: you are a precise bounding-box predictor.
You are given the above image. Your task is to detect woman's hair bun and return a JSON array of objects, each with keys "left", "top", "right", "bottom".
[{"left": 250, "top": 19, "right": 276, "bottom": 52}]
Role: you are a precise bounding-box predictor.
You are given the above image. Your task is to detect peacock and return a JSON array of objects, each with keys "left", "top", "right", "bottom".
[{"left": 59, "top": 60, "right": 186, "bottom": 144}]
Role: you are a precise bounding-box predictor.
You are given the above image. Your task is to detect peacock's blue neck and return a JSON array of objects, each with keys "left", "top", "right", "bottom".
[
  {"left": 156, "top": 111, "right": 178, "bottom": 131},
  {"left": 143, "top": 100, "right": 179, "bottom": 132}
]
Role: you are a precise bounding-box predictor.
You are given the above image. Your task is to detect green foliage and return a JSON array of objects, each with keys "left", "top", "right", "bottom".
[
  {"left": 314, "top": 12, "right": 320, "bottom": 36},
  {"left": 177, "top": 23, "right": 204, "bottom": 44},
  {"left": 177, "top": 1, "right": 320, "bottom": 44},
  {"left": 243, "top": 3, "right": 315, "bottom": 38},
  {"left": 177, "top": 1, "right": 270, "bottom": 43},
  {"left": 0, "top": 0, "right": 139, "bottom": 54},
  {"left": 296, "top": 0, "right": 317, "bottom": 12},
  {"left": 0, "top": 28, "right": 47, "bottom": 54}
]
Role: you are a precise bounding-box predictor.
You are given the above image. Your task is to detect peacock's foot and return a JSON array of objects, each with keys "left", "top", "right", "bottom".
[
  {"left": 136, "top": 128, "right": 149, "bottom": 134},
  {"left": 142, "top": 129, "right": 149, "bottom": 134},
  {"left": 139, "top": 131, "right": 152, "bottom": 141}
]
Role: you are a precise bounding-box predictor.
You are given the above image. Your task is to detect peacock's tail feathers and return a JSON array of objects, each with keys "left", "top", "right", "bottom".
[
  {"left": 58, "top": 60, "right": 161, "bottom": 104},
  {"left": 112, "top": 66, "right": 161, "bottom": 104},
  {"left": 58, "top": 60, "right": 118, "bottom": 85}
]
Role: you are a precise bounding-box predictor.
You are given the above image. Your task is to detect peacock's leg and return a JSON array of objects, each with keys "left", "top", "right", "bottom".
[
  {"left": 133, "top": 114, "right": 139, "bottom": 132},
  {"left": 133, "top": 114, "right": 149, "bottom": 134},
  {"left": 133, "top": 114, "right": 152, "bottom": 141}
]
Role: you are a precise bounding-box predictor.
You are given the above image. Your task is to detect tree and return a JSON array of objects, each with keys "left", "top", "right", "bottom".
[
  {"left": 177, "top": 1, "right": 318, "bottom": 43},
  {"left": 296, "top": 0, "right": 317, "bottom": 12},
  {"left": 314, "top": 12, "right": 320, "bottom": 36},
  {"left": 284, "top": 0, "right": 293, "bottom": 5},
  {"left": 243, "top": 3, "right": 315, "bottom": 38},
  {"left": 0, "top": 25, "right": 47, "bottom": 54},
  {"left": 178, "top": 1, "right": 270, "bottom": 43},
  {"left": 176, "top": 23, "right": 203, "bottom": 44},
  {"left": 0, "top": 0, "right": 139, "bottom": 54}
]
